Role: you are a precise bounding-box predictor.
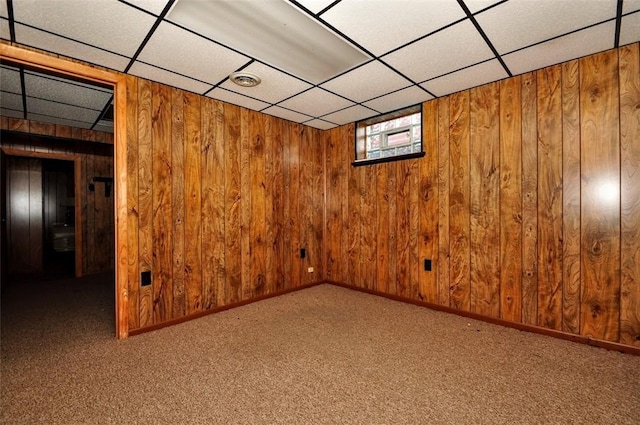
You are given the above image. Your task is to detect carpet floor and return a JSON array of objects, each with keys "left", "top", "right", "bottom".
[{"left": 1, "top": 275, "right": 639, "bottom": 424}]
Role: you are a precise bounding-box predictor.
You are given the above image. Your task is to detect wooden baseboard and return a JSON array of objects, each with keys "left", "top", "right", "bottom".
[
  {"left": 324, "top": 280, "right": 640, "bottom": 356},
  {"left": 129, "top": 281, "right": 324, "bottom": 336}
]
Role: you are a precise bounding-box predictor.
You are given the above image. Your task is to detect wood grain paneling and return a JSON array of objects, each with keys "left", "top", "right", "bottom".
[
  {"left": 499, "top": 76, "right": 522, "bottom": 323},
  {"left": 324, "top": 43, "right": 640, "bottom": 349},
  {"left": 536, "top": 65, "right": 563, "bottom": 330},
  {"left": 469, "top": 82, "right": 500, "bottom": 318},
  {"left": 224, "top": 103, "right": 242, "bottom": 305},
  {"left": 125, "top": 74, "right": 139, "bottom": 330},
  {"left": 579, "top": 49, "right": 620, "bottom": 342},
  {"left": 619, "top": 43, "right": 640, "bottom": 347},
  {"left": 171, "top": 88, "right": 186, "bottom": 317}
]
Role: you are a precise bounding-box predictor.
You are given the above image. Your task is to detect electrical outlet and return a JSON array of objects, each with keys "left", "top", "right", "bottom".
[
  {"left": 141, "top": 270, "right": 152, "bottom": 286},
  {"left": 300, "top": 248, "right": 306, "bottom": 259},
  {"left": 424, "top": 259, "right": 432, "bottom": 272},
  {"left": 308, "top": 267, "right": 314, "bottom": 273}
]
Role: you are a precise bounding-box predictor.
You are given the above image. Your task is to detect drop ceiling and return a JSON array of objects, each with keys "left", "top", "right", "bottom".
[{"left": 0, "top": 0, "right": 639, "bottom": 131}]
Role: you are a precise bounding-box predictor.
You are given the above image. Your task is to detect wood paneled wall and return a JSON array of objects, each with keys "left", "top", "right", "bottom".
[
  {"left": 0, "top": 124, "right": 115, "bottom": 276},
  {"left": 124, "top": 76, "right": 324, "bottom": 331},
  {"left": 324, "top": 44, "right": 640, "bottom": 347}
]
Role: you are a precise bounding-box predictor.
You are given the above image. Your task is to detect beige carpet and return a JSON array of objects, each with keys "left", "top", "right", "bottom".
[{"left": 1, "top": 275, "right": 639, "bottom": 424}]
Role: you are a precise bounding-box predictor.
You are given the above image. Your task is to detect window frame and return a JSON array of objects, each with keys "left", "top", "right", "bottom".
[{"left": 352, "top": 104, "right": 425, "bottom": 167}]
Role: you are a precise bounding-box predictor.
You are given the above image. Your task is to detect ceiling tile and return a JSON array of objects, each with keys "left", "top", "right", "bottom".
[
  {"left": 322, "top": 0, "right": 465, "bottom": 56},
  {"left": 623, "top": 0, "right": 640, "bottom": 13},
  {"left": 206, "top": 88, "right": 271, "bottom": 112},
  {"left": 321, "top": 60, "right": 412, "bottom": 103},
  {"left": 0, "top": 18, "right": 9, "bottom": 40},
  {"left": 0, "top": 2, "right": 7, "bottom": 17},
  {"left": 502, "top": 22, "right": 614, "bottom": 76},
  {"left": 24, "top": 72, "right": 112, "bottom": 111},
  {"left": 278, "top": 87, "right": 354, "bottom": 118},
  {"left": 27, "top": 112, "right": 92, "bottom": 129},
  {"left": 261, "top": 106, "right": 313, "bottom": 124},
  {"left": 26, "top": 97, "right": 100, "bottom": 125},
  {"left": 620, "top": 12, "right": 640, "bottom": 47},
  {"left": 421, "top": 59, "right": 507, "bottom": 97},
  {"left": 304, "top": 119, "right": 337, "bottom": 130},
  {"left": 12, "top": 0, "right": 156, "bottom": 57},
  {"left": 94, "top": 122, "right": 114, "bottom": 133},
  {"left": 463, "top": 0, "right": 504, "bottom": 14},
  {"left": 294, "top": 0, "right": 336, "bottom": 14},
  {"left": 219, "top": 62, "right": 312, "bottom": 104},
  {"left": 363, "top": 86, "right": 433, "bottom": 114},
  {"left": 0, "top": 66, "right": 22, "bottom": 94},
  {"left": 138, "top": 22, "right": 250, "bottom": 86},
  {"left": 1, "top": 108, "right": 24, "bottom": 119},
  {"left": 476, "top": 0, "right": 616, "bottom": 55},
  {"left": 125, "top": 0, "right": 172, "bottom": 15},
  {"left": 129, "top": 61, "right": 212, "bottom": 94},
  {"left": 14, "top": 24, "right": 130, "bottom": 71},
  {"left": 383, "top": 20, "right": 494, "bottom": 83},
  {"left": 0, "top": 92, "right": 23, "bottom": 112},
  {"left": 321, "top": 105, "right": 378, "bottom": 125}
]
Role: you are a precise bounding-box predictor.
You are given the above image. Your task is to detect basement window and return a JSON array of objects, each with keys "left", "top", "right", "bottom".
[{"left": 353, "top": 104, "right": 424, "bottom": 166}]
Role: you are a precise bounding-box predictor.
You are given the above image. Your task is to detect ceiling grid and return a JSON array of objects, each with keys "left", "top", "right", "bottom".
[{"left": 0, "top": 0, "right": 638, "bottom": 131}]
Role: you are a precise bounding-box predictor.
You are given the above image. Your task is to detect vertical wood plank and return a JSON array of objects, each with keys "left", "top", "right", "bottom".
[
  {"left": 561, "top": 60, "right": 582, "bottom": 334},
  {"left": 376, "top": 163, "right": 389, "bottom": 293},
  {"left": 347, "top": 136, "right": 361, "bottom": 288},
  {"left": 125, "top": 75, "right": 139, "bottom": 330},
  {"left": 420, "top": 100, "right": 439, "bottom": 304},
  {"left": 580, "top": 49, "right": 620, "bottom": 342},
  {"left": 28, "top": 159, "right": 43, "bottom": 272},
  {"left": 409, "top": 159, "right": 420, "bottom": 299},
  {"left": 521, "top": 72, "right": 539, "bottom": 325},
  {"left": 299, "top": 126, "right": 313, "bottom": 286},
  {"left": 288, "top": 124, "right": 301, "bottom": 288},
  {"left": 361, "top": 164, "right": 377, "bottom": 290},
  {"left": 151, "top": 82, "right": 172, "bottom": 323},
  {"left": 211, "top": 99, "right": 226, "bottom": 306},
  {"left": 619, "top": 43, "right": 640, "bottom": 346},
  {"left": 137, "top": 78, "right": 153, "bottom": 327},
  {"left": 537, "top": 66, "right": 563, "bottom": 330},
  {"left": 499, "top": 76, "right": 523, "bottom": 322},
  {"left": 469, "top": 82, "right": 500, "bottom": 318},
  {"left": 312, "top": 128, "right": 325, "bottom": 281},
  {"left": 171, "top": 88, "right": 185, "bottom": 318},
  {"left": 325, "top": 128, "right": 342, "bottom": 282},
  {"left": 449, "top": 90, "right": 471, "bottom": 311},
  {"left": 437, "top": 97, "right": 450, "bottom": 307},
  {"left": 264, "top": 115, "right": 275, "bottom": 294},
  {"left": 396, "top": 160, "right": 410, "bottom": 297},
  {"left": 85, "top": 154, "right": 95, "bottom": 273},
  {"left": 271, "top": 118, "right": 285, "bottom": 292},
  {"left": 240, "top": 108, "right": 252, "bottom": 297},
  {"left": 223, "top": 103, "right": 241, "bottom": 304},
  {"left": 387, "top": 160, "right": 398, "bottom": 296},
  {"left": 184, "top": 91, "right": 202, "bottom": 314},
  {"left": 249, "top": 111, "right": 266, "bottom": 297}
]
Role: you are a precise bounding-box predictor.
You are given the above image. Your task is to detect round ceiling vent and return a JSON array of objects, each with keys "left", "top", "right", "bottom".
[{"left": 229, "top": 72, "right": 261, "bottom": 87}]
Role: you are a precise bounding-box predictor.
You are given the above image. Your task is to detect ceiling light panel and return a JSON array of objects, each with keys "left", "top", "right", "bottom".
[
  {"left": 219, "top": 62, "right": 312, "bottom": 104},
  {"left": 476, "top": 0, "right": 616, "bottom": 55},
  {"left": 129, "top": 61, "right": 212, "bottom": 95},
  {"left": 320, "top": 61, "right": 412, "bottom": 103},
  {"left": 261, "top": 106, "right": 313, "bottom": 124},
  {"left": 167, "top": 0, "right": 370, "bottom": 84},
  {"left": 620, "top": 12, "right": 640, "bottom": 46},
  {"left": 206, "top": 88, "right": 271, "bottom": 112},
  {"left": 421, "top": 59, "right": 507, "bottom": 97},
  {"left": 304, "top": 119, "right": 336, "bottom": 130},
  {"left": 14, "top": 24, "right": 130, "bottom": 71},
  {"left": 137, "top": 22, "right": 250, "bottom": 86},
  {"left": 322, "top": 0, "right": 466, "bottom": 57},
  {"left": 277, "top": 87, "right": 354, "bottom": 117},
  {"left": 502, "top": 22, "right": 614, "bottom": 76},
  {"left": 383, "top": 20, "right": 494, "bottom": 83},
  {"left": 12, "top": 0, "right": 156, "bottom": 58},
  {"left": 24, "top": 73, "right": 112, "bottom": 111},
  {"left": 363, "top": 86, "right": 433, "bottom": 114},
  {"left": 321, "top": 105, "right": 378, "bottom": 126}
]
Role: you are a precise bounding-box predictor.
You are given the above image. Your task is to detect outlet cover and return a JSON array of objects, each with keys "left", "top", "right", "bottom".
[
  {"left": 308, "top": 267, "right": 314, "bottom": 273},
  {"left": 141, "top": 270, "right": 152, "bottom": 286}
]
